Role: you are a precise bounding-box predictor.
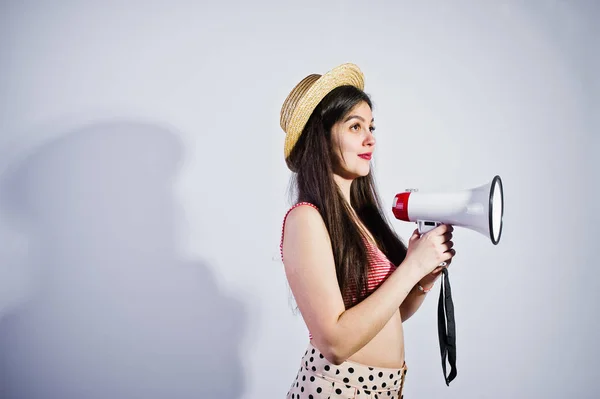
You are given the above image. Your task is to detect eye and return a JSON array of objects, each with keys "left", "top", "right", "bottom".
[
  {"left": 369, "top": 126, "right": 376, "bottom": 133},
  {"left": 350, "top": 123, "right": 361, "bottom": 131}
]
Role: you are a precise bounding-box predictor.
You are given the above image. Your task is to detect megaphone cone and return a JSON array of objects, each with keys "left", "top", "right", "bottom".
[{"left": 392, "top": 175, "right": 504, "bottom": 245}]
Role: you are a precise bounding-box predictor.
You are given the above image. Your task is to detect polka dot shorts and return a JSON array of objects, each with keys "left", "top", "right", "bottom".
[{"left": 286, "top": 341, "right": 407, "bottom": 399}]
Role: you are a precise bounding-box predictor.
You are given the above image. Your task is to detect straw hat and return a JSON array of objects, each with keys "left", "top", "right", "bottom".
[{"left": 279, "top": 63, "right": 365, "bottom": 160}]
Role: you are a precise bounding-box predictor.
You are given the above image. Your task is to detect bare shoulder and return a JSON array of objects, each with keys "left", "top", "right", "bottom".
[
  {"left": 284, "top": 203, "right": 325, "bottom": 232},
  {"left": 282, "top": 204, "right": 331, "bottom": 263}
]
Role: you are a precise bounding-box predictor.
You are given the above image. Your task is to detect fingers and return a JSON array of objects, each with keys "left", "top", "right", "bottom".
[
  {"left": 443, "top": 248, "right": 457, "bottom": 261},
  {"left": 431, "top": 232, "right": 453, "bottom": 246},
  {"left": 425, "top": 224, "right": 454, "bottom": 242},
  {"left": 442, "top": 232, "right": 453, "bottom": 243},
  {"left": 409, "top": 229, "right": 420, "bottom": 243},
  {"left": 432, "top": 224, "right": 453, "bottom": 234},
  {"left": 435, "top": 248, "right": 456, "bottom": 268}
]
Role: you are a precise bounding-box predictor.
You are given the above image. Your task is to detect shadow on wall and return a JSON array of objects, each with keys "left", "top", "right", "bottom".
[{"left": 0, "top": 120, "right": 247, "bottom": 399}]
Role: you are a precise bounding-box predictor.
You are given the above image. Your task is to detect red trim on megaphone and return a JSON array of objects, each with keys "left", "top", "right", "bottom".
[{"left": 392, "top": 192, "right": 411, "bottom": 221}]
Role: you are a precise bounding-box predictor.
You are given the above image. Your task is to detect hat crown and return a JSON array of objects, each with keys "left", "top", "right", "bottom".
[{"left": 280, "top": 74, "right": 321, "bottom": 133}]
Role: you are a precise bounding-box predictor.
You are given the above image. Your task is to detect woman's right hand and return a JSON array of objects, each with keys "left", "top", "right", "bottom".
[{"left": 405, "top": 224, "right": 456, "bottom": 279}]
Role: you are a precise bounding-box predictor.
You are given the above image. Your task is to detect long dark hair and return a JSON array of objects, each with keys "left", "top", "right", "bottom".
[{"left": 286, "top": 85, "right": 407, "bottom": 308}]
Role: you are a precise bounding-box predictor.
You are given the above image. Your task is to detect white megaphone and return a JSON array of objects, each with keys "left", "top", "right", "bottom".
[{"left": 392, "top": 175, "right": 504, "bottom": 244}]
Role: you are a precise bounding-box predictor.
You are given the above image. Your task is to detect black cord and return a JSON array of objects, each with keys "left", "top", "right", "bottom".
[{"left": 437, "top": 267, "right": 457, "bottom": 385}]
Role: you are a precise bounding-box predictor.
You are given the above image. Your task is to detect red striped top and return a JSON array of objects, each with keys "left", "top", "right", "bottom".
[{"left": 280, "top": 202, "right": 398, "bottom": 340}]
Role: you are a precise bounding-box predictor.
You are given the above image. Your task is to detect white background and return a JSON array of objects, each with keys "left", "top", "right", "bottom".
[{"left": 0, "top": 1, "right": 597, "bottom": 398}]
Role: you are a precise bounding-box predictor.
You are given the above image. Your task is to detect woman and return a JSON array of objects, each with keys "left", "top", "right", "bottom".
[{"left": 279, "top": 63, "right": 456, "bottom": 398}]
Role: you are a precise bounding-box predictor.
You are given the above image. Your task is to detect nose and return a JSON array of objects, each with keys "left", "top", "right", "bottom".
[{"left": 365, "top": 130, "right": 376, "bottom": 147}]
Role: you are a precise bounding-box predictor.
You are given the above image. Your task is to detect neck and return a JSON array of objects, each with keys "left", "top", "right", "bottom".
[{"left": 334, "top": 174, "right": 375, "bottom": 243}]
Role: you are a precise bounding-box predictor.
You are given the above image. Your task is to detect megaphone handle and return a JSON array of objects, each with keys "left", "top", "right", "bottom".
[{"left": 417, "top": 220, "right": 441, "bottom": 235}]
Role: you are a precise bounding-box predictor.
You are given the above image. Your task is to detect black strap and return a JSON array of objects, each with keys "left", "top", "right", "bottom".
[{"left": 437, "top": 267, "right": 457, "bottom": 385}]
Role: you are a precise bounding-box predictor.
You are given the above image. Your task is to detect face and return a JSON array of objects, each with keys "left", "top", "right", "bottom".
[{"left": 330, "top": 101, "right": 376, "bottom": 180}]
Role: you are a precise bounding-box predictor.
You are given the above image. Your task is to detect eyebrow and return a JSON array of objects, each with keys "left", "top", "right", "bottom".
[{"left": 343, "top": 115, "right": 375, "bottom": 124}]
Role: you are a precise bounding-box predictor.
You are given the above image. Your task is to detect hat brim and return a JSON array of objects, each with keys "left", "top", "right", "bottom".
[{"left": 283, "top": 63, "right": 365, "bottom": 159}]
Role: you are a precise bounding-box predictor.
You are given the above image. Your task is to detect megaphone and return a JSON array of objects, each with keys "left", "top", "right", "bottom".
[
  {"left": 392, "top": 175, "right": 504, "bottom": 244},
  {"left": 391, "top": 175, "right": 505, "bottom": 387}
]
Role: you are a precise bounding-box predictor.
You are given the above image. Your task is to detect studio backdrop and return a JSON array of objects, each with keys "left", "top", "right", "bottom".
[{"left": 0, "top": 1, "right": 597, "bottom": 398}]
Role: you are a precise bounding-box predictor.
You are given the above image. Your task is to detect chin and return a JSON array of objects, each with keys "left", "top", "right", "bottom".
[
  {"left": 351, "top": 167, "right": 371, "bottom": 179},
  {"left": 358, "top": 165, "right": 371, "bottom": 176},
  {"left": 336, "top": 165, "right": 370, "bottom": 180}
]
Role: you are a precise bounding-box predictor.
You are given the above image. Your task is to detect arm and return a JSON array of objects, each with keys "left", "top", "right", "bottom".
[
  {"left": 399, "top": 282, "right": 431, "bottom": 322},
  {"left": 282, "top": 206, "right": 423, "bottom": 365},
  {"left": 400, "top": 263, "right": 447, "bottom": 322}
]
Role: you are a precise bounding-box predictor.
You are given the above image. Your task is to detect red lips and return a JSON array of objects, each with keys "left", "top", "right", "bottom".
[{"left": 358, "top": 153, "right": 372, "bottom": 160}]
